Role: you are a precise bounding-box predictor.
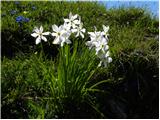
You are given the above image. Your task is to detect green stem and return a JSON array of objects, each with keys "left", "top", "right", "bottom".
[{"left": 40, "top": 42, "right": 44, "bottom": 55}]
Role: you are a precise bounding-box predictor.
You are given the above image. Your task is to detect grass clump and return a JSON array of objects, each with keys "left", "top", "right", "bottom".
[{"left": 2, "top": 45, "right": 107, "bottom": 118}]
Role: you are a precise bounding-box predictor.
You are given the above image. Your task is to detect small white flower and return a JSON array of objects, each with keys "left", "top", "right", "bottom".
[
  {"left": 95, "top": 38, "right": 108, "bottom": 54},
  {"left": 61, "top": 32, "right": 72, "bottom": 47},
  {"left": 63, "top": 22, "right": 71, "bottom": 33},
  {"left": 51, "top": 24, "right": 71, "bottom": 47},
  {"left": 97, "top": 51, "right": 110, "bottom": 59},
  {"left": 86, "top": 31, "right": 104, "bottom": 49},
  {"left": 86, "top": 25, "right": 112, "bottom": 68},
  {"left": 85, "top": 41, "right": 95, "bottom": 49},
  {"left": 98, "top": 56, "right": 112, "bottom": 67},
  {"left": 107, "top": 57, "right": 112, "bottom": 63},
  {"left": 88, "top": 31, "right": 104, "bottom": 42},
  {"left": 102, "top": 25, "right": 109, "bottom": 40},
  {"left": 31, "top": 26, "right": 50, "bottom": 44},
  {"left": 64, "top": 12, "right": 80, "bottom": 28},
  {"left": 72, "top": 23, "right": 86, "bottom": 38}
]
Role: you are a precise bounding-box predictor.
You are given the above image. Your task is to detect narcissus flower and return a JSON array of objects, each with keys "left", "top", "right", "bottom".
[
  {"left": 86, "top": 31, "right": 104, "bottom": 49},
  {"left": 86, "top": 25, "right": 112, "bottom": 67},
  {"left": 31, "top": 26, "right": 50, "bottom": 44},
  {"left": 51, "top": 24, "right": 71, "bottom": 47},
  {"left": 72, "top": 23, "right": 86, "bottom": 38},
  {"left": 95, "top": 38, "right": 109, "bottom": 55},
  {"left": 64, "top": 12, "right": 80, "bottom": 28},
  {"left": 102, "top": 25, "right": 109, "bottom": 40},
  {"left": 98, "top": 51, "right": 112, "bottom": 67},
  {"left": 62, "top": 22, "right": 71, "bottom": 33}
]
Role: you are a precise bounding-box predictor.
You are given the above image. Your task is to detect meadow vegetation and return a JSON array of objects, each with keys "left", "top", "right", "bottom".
[{"left": 1, "top": 1, "right": 159, "bottom": 118}]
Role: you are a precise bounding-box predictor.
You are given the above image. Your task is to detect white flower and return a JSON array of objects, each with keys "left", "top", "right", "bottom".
[
  {"left": 107, "top": 57, "right": 112, "bottom": 63},
  {"left": 88, "top": 31, "right": 104, "bottom": 42},
  {"left": 86, "top": 25, "right": 112, "bottom": 68},
  {"left": 97, "top": 51, "right": 110, "bottom": 59},
  {"left": 85, "top": 41, "right": 95, "bottom": 49},
  {"left": 98, "top": 51, "right": 112, "bottom": 67},
  {"left": 99, "top": 58, "right": 111, "bottom": 67},
  {"left": 31, "top": 26, "right": 50, "bottom": 44},
  {"left": 51, "top": 24, "right": 71, "bottom": 47},
  {"left": 95, "top": 38, "right": 108, "bottom": 54},
  {"left": 63, "top": 22, "right": 71, "bottom": 33},
  {"left": 71, "top": 23, "right": 86, "bottom": 38},
  {"left": 86, "top": 31, "right": 104, "bottom": 49},
  {"left": 64, "top": 12, "right": 80, "bottom": 28},
  {"left": 102, "top": 25, "right": 109, "bottom": 40}
]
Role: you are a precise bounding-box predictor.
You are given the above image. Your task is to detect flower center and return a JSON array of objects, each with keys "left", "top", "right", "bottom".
[
  {"left": 39, "top": 32, "right": 42, "bottom": 36},
  {"left": 57, "top": 32, "right": 61, "bottom": 36},
  {"left": 100, "top": 44, "right": 104, "bottom": 48}
]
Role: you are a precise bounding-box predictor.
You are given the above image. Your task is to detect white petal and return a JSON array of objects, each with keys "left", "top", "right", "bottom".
[
  {"left": 96, "top": 47, "right": 101, "bottom": 54},
  {"left": 73, "top": 20, "right": 80, "bottom": 24},
  {"left": 75, "top": 32, "right": 80, "bottom": 37},
  {"left": 52, "top": 24, "right": 59, "bottom": 32},
  {"left": 88, "top": 32, "right": 96, "bottom": 37},
  {"left": 42, "top": 32, "right": 50, "bottom": 35},
  {"left": 65, "top": 39, "right": 72, "bottom": 44},
  {"left": 101, "top": 37, "right": 107, "bottom": 44},
  {"left": 61, "top": 41, "right": 65, "bottom": 47},
  {"left": 105, "top": 35, "right": 109, "bottom": 40},
  {"left": 53, "top": 37, "right": 60, "bottom": 44},
  {"left": 86, "top": 41, "right": 93, "bottom": 47},
  {"left": 81, "top": 28, "right": 86, "bottom": 33},
  {"left": 94, "top": 41, "right": 100, "bottom": 47},
  {"left": 59, "top": 25, "right": 65, "bottom": 31},
  {"left": 36, "top": 36, "right": 41, "bottom": 44},
  {"left": 72, "top": 23, "right": 77, "bottom": 28},
  {"left": 60, "top": 36, "right": 66, "bottom": 42},
  {"left": 105, "top": 51, "right": 110, "bottom": 58},
  {"left": 31, "top": 33, "right": 39, "bottom": 38},
  {"left": 33, "top": 27, "right": 39, "bottom": 33},
  {"left": 40, "top": 26, "right": 43, "bottom": 33},
  {"left": 101, "top": 31, "right": 105, "bottom": 35},
  {"left": 41, "top": 36, "right": 47, "bottom": 42},
  {"left": 72, "top": 14, "right": 78, "bottom": 20},
  {"left": 71, "top": 29, "right": 78, "bottom": 33},
  {"left": 63, "top": 23, "right": 71, "bottom": 30},
  {"left": 98, "top": 61, "right": 102, "bottom": 67},
  {"left": 51, "top": 32, "right": 58, "bottom": 37},
  {"left": 104, "top": 45, "right": 109, "bottom": 51},
  {"left": 80, "top": 32, "right": 84, "bottom": 38},
  {"left": 62, "top": 32, "right": 70, "bottom": 38},
  {"left": 69, "top": 12, "right": 72, "bottom": 19},
  {"left": 64, "top": 19, "right": 70, "bottom": 23},
  {"left": 108, "top": 57, "right": 112, "bottom": 63},
  {"left": 103, "top": 25, "right": 109, "bottom": 33}
]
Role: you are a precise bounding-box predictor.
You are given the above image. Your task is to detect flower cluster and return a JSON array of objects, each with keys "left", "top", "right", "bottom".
[
  {"left": 31, "top": 12, "right": 85, "bottom": 47},
  {"left": 16, "top": 16, "right": 30, "bottom": 23},
  {"left": 31, "top": 12, "right": 112, "bottom": 67},
  {"left": 86, "top": 25, "right": 112, "bottom": 67}
]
